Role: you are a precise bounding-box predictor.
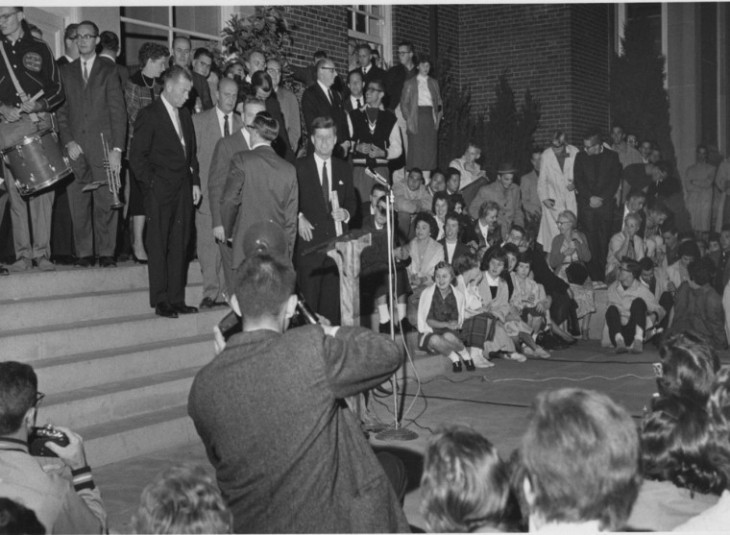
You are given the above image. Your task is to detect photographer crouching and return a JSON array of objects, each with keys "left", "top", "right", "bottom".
[
  {"left": 188, "top": 223, "right": 410, "bottom": 533},
  {"left": 0, "top": 362, "right": 107, "bottom": 533}
]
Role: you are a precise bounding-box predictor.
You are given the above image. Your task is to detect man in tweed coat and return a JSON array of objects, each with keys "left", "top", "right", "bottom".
[{"left": 188, "top": 251, "right": 410, "bottom": 533}]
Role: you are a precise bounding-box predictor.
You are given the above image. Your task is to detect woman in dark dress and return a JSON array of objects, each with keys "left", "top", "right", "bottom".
[
  {"left": 124, "top": 42, "right": 169, "bottom": 263},
  {"left": 250, "top": 71, "right": 294, "bottom": 163}
]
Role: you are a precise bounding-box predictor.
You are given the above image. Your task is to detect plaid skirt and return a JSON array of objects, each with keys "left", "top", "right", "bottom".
[{"left": 460, "top": 313, "right": 497, "bottom": 347}]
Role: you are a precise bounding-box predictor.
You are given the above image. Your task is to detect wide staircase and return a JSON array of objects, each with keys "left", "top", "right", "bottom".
[{"left": 0, "top": 261, "right": 225, "bottom": 467}]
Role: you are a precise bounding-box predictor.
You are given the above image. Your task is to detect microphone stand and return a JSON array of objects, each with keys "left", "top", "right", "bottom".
[{"left": 375, "top": 186, "right": 417, "bottom": 442}]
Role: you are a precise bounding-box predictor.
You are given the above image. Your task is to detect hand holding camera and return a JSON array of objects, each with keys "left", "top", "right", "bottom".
[{"left": 30, "top": 425, "right": 89, "bottom": 470}]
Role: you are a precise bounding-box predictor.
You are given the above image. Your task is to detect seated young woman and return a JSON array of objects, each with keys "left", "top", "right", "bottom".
[{"left": 417, "top": 261, "right": 474, "bottom": 372}]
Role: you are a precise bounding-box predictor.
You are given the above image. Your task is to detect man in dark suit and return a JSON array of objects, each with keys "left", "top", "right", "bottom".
[
  {"left": 349, "top": 44, "right": 387, "bottom": 95},
  {"left": 188, "top": 47, "right": 214, "bottom": 113},
  {"left": 343, "top": 70, "right": 365, "bottom": 114},
  {"left": 129, "top": 66, "right": 201, "bottom": 318},
  {"left": 56, "top": 23, "right": 78, "bottom": 65},
  {"left": 301, "top": 59, "right": 349, "bottom": 158},
  {"left": 57, "top": 20, "right": 127, "bottom": 268},
  {"left": 296, "top": 116, "right": 357, "bottom": 324},
  {"left": 208, "top": 97, "right": 266, "bottom": 292},
  {"left": 192, "top": 77, "right": 242, "bottom": 308},
  {"left": 573, "top": 130, "right": 622, "bottom": 283},
  {"left": 98, "top": 31, "right": 129, "bottom": 88},
  {"left": 220, "top": 111, "right": 298, "bottom": 290}
]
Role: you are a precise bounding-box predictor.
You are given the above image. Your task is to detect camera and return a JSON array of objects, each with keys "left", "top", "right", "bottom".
[{"left": 28, "top": 425, "right": 69, "bottom": 457}]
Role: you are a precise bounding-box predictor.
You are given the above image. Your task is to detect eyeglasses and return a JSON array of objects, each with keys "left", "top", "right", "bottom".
[
  {"left": 75, "top": 34, "right": 98, "bottom": 41},
  {"left": 34, "top": 391, "right": 45, "bottom": 407},
  {"left": 320, "top": 66, "right": 337, "bottom": 72},
  {"left": 0, "top": 11, "right": 19, "bottom": 23}
]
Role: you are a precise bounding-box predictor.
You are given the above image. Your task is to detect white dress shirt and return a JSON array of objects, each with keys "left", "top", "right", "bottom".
[{"left": 161, "top": 93, "right": 185, "bottom": 151}]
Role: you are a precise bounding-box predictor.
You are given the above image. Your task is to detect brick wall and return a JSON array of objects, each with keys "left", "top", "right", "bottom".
[
  {"left": 569, "top": 4, "right": 612, "bottom": 143},
  {"left": 392, "top": 6, "right": 432, "bottom": 65},
  {"left": 285, "top": 6, "right": 349, "bottom": 75}
]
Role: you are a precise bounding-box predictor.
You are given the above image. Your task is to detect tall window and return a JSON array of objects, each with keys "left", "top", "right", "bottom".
[
  {"left": 120, "top": 6, "right": 221, "bottom": 69},
  {"left": 347, "top": 5, "right": 392, "bottom": 71}
]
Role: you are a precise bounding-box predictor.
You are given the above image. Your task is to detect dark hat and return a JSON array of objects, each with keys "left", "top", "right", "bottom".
[{"left": 497, "top": 162, "right": 517, "bottom": 175}]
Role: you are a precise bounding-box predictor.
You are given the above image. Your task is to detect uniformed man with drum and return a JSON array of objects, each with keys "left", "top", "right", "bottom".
[{"left": 0, "top": 7, "right": 65, "bottom": 273}]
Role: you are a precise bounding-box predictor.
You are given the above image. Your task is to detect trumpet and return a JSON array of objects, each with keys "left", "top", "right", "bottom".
[{"left": 101, "top": 132, "right": 124, "bottom": 210}]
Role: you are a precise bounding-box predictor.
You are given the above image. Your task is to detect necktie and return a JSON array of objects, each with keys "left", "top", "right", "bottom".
[
  {"left": 322, "top": 161, "right": 330, "bottom": 211},
  {"left": 327, "top": 88, "right": 334, "bottom": 106},
  {"left": 82, "top": 61, "right": 89, "bottom": 84},
  {"left": 356, "top": 98, "right": 362, "bottom": 109},
  {"left": 174, "top": 109, "right": 185, "bottom": 154},
  {"left": 223, "top": 114, "right": 230, "bottom": 137}
]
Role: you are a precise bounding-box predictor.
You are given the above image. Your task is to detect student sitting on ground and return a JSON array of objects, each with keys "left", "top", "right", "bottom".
[
  {"left": 665, "top": 257, "right": 727, "bottom": 350},
  {"left": 417, "top": 261, "right": 475, "bottom": 373},
  {"left": 510, "top": 252, "right": 551, "bottom": 356},
  {"left": 478, "top": 247, "right": 527, "bottom": 363},
  {"left": 606, "top": 213, "right": 645, "bottom": 284},
  {"left": 420, "top": 425, "right": 515, "bottom": 533},
  {"left": 604, "top": 257, "right": 665, "bottom": 353}
]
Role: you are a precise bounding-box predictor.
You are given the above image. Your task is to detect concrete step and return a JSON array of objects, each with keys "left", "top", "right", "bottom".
[
  {"left": 1, "top": 308, "right": 226, "bottom": 361},
  {"left": 81, "top": 405, "right": 198, "bottom": 468},
  {"left": 0, "top": 261, "right": 203, "bottom": 301},
  {"left": 0, "top": 285, "right": 206, "bottom": 331},
  {"left": 39, "top": 367, "right": 199, "bottom": 430},
  {"left": 33, "top": 335, "right": 214, "bottom": 395}
]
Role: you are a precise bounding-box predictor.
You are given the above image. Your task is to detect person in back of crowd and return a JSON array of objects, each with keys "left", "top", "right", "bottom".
[
  {"left": 614, "top": 187, "right": 646, "bottom": 234},
  {"left": 606, "top": 213, "right": 644, "bottom": 284},
  {"left": 627, "top": 395, "right": 723, "bottom": 531},
  {"left": 604, "top": 257, "right": 665, "bottom": 354},
  {"left": 393, "top": 167, "right": 433, "bottom": 238},
  {"left": 449, "top": 142, "right": 488, "bottom": 199},
  {"left": 711, "top": 225, "right": 730, "bottom": 292},
  {"left": 537, "top": 130, "right": 579, "bottom": 254},
  {"left": 665, "top": 257, "right": 727, "bottom": 350},
  {"left": 468, "top": 163, "right": 524, "bottom": 240},
  {"left": 401, "top": 54, "right": 441, "bottom": 183},
  {"left": 642, "top": 198, "right": 670, "bottom": 263},
  {"left": 267, "top": 58, "right": 300, "bottom": 154},
  {"left": 427, "top": 169, "right": 446, "bottom": 197},
  {"left": 684, "top": 145, "right": 715, "bottom": 241},
  {"left": 519, "top": 388, "right": 641, "bottom": 533},
  {"left": 675, "top": 366, "right": 730, "bottom": 530},
  {"left": 445, "top": 167, "right": 461, "bottom": 197},
  {"left": 420, "top": 425, "right": 516, "bottom": 532},
  {"left": 0, "top": 362, "right": 107, "bottom": 533},
  {"left": 131, "top": 464, "right": 232, "bottom": 534},
  {"left": 468, "top": 201, "right": 502, "bottom": 259},
  {"left": 521, "top": 147, "right": 542, "bottom": 233},
  {"left": 662, "top": 224, "right": 681, "bottom": 266},
  {"left": 57, "top": 22, "right": 79, "bottom": 65},
  {"left": 250, "top": 70, "right": 294, "bottom": 162},
  {"left": 666, "top": 239, "right": 700, "bottom": 295},
  {"left": 432, "top": 191, "right": 449, "bottom": 240}
]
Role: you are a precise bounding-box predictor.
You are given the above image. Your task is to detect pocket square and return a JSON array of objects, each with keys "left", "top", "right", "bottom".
[{"left": 338, "top": 181, "right": 344, "bottom": 186}]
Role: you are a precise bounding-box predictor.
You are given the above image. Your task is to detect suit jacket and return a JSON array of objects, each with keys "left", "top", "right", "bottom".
[
  {"left": 573, "top": 148, "right": 622, "bottom": 206},
  {"left": 128, "top": 97, "right": 200, "bottom": 204},
  {"left": 220, "top": 144, "right": 299, "bottom": 268},
  {"left": 187, "top": 325, "right": 409, "bottom": 534},
  {"left": 439, "top": 237, "right": 470, "bottom": 265},
  {"left": 100, "top": 55, "right": 130, "bottom": 88},
  {"left": 57, "top": 56, "right": 127, "bottom": 169},
  {"left": 350, "top": 65, "right": 387, "bottom": 91},
  {"left": 400, "top": 75, "right": 442, "bottom": 135},
  {"left": 666, "top": 283, "right": 727, "bottom": 350},
  {"left": 191, "top": 71, "right": 214, "bottom": 111},
  {"left": 208, "top": 128, "right": 250, "bottom": 228},
  {"left": 301, "top": 82, "right": 347, "bottom": 140},
  {"left": 192, "top": 107, "right": 243, "bottom": 216},
  {"left": 296, "top": 154, "right": 357, "bottom": 252}
]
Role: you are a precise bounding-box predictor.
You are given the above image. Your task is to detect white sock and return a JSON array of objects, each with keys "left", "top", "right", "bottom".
[
  {"left": 397, "top": 303, "right": 407, "bottom": 320},
  {"left": 635, "top": 326, "right": 644, "bottom": 343},
  {"left": 378, "top": 304, "right": 390, "bottom": 323},
  {"left": 447, "top": 351, "right": 460, "bottom": 363}
]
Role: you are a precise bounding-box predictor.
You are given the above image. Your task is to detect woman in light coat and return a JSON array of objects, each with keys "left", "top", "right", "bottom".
[{"left": 537, "top": 131, "right": 579, "bottom": 253}]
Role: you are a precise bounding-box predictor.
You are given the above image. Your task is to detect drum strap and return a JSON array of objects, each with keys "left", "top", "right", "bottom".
[{"left": 0, "top": 40, "right": 39, "bottom": 123}]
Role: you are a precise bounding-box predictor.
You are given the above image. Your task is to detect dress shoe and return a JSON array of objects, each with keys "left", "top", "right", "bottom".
[
  {"left": 379, "top": 322, "right": 392, "bottom": 334},
  {"left": 452, "top": 361, "right": 463, "bottom": 373},
  {"left": 99, "top": 256, "right": 117, "bottom": 268},
  {"left": 172, "top": 303, "right": 198, "bottom": 314},
  {"left": 399, "top": 318, "right": 414, "bottom": 333},
  {"left": 155, "top": 303, "right": 179, "bottom": 318},
  {"left": 0, "top": 266, "right": 8, "bottom": 276},
  {"left": 34, "top": 257, "right": 56, "bottom": 271},
  {"left": 199, "top": 297, "right": 217, "bottom": 309},
  {"left": 75, "top": 256, "right": 95, "bottom": 268},
  {"left": 8, "top": 258, "right": 31, "bottom": 272},
  {"left": 132, "top": 254, "right": 148, "bottom": 265},
  {"left": 464, "top": 359, "right": 476, "bottom": 371}
]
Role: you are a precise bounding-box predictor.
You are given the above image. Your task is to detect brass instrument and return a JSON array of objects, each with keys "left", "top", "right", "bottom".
[{"left": 100, "top": 132, "right": 124, "bottom": 210}]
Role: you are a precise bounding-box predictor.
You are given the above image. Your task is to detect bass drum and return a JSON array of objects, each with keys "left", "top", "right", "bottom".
[{"left": 2, "top": 128, "right": 72, "bottom": 196}]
